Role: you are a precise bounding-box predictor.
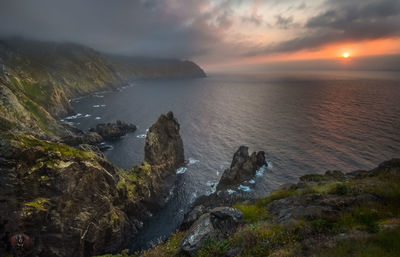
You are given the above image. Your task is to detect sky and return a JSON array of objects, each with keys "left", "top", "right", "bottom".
[{"left": 0, "top": 0, "right": 400, "bottom": 70}]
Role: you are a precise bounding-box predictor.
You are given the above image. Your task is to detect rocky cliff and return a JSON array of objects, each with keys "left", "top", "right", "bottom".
[
  {"left": 0, "top": 111, "right": 185, "bottom": 257},
  {"left": 0, "top": 38, "right": 206, "bottom": 137},
  {"left": 105, "top": 55, "right": 206, "bottom": 80},
  {"left": 117, "top": 156, "right": 400, "bottom": 257}
]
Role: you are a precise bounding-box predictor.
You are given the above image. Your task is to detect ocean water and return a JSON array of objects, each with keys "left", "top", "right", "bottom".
[{"left": 69, "top": 70, "right": 400, "bottom": 250}]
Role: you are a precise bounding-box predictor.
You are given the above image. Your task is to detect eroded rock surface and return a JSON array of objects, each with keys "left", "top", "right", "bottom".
[
  {"left": 180, "top": 207, "right": 242, "bottom": 255},
  {"left": 217, "top": 146, "right": 265, "bottom": 191},
  {"left": 144, "top": 111, "right": 184, "bottom": 170},
  {"left": 90, "top": 120, "right": 137, "bottom": 140}
]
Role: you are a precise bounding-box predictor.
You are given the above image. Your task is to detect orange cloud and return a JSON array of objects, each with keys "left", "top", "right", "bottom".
[{"left": 253, "top": 37, "right": 400, "bottom": 63}]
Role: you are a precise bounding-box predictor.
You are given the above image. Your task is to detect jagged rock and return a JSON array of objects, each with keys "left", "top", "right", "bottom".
[
  {"left": 217, "top": 146, "right": 265, "bottom": 191},
  {"left": 267, "top": 193, "right": 378, "bottom": 224},
  {"left": 62, "top": 131, "right": 103, "bottom": 146},
  {"left": 78, "top": 144, "right": 105, "bottom": 158},
  {"left": 180, "top": 205, "right": 208, "bottom": 230},
  {"left": 180, "top": 207, "right": 242, "bottom": 255},
  {"left": 369, "top": 158, "right": 400, "bottom": 176},
  {"left": 0, "top": 134, "right": 145, "bottom": 257},
  {"left": 144, "top": 111, "right": 184, "bottom": 170},
  {"left": 90, "top": 120, "right": 136, "bottom": 140}
]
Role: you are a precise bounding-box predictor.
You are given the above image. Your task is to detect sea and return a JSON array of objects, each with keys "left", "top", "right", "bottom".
[{"left": 66, "top": 70, "right": 400, "bottom": 251}]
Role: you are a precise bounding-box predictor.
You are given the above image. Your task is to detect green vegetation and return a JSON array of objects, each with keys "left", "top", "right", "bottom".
[
  {"left": 117, "top": 162, "right": 154, "bottom": 199},
  {"left": 234, "top": 203, "right": 268, "bottom": 223},
  {"left": 96, "top": 249, "right": 130, "bottom": 257},
  {"left": 129, "top": 232, "right": 185, "bottom": 257},
  {"left": 103, "top": 163, "right": 400, "bottom": 257},
  {"left": 23, "top": 197, "right": 50, "bottom": 214},
  {"left": 313, "top": 226, "right": 400, "bottom": 257},
  {"left": 19, "top": 134, "right": 94, "bottom": 159}
]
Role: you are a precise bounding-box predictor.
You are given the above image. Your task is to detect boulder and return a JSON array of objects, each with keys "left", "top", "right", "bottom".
[
  {"left": 180, "top": 205, "right": 208, "bottom": 231},
  {"left": 180, "top": 207, "right": 242, "bottom": 255},
  {"left": 90, "top": 120, "right": 136, "bottom": 140},
  {"left": 144, "top": 111, "right": 184, "bottom": 170},
  {"left": 217, "top": 146, "right": 265, "bottom": 191}
]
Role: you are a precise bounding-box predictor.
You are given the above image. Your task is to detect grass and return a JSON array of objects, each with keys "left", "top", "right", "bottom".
[
  {"left": 19, "top": 134, "right": 94, "bottom": 159},
  {"left": 234, "top": 203, "right": 268, "bottom": 223},
  {"left": 117, "top": 162, "right": 154, "bottom": 199},
  {"left": 312, "top": 226, "right": 400, "bottom": 257},
  {"left": 130, "top": 232, "right": 185, "bottom": 257},
  {"left": 93, "top": 163, "right": 400, "bottom": 257},
  {"left": 23, "top": 197, "right": 50, "bottom": 215}
]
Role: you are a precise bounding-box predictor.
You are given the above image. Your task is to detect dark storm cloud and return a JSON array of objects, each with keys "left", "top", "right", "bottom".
[
  {"left": 246, "top": 0, "right": 400, "bottom": 56},
  {"left": 0, "top": 0, "right": 233, "bottom": 59}
]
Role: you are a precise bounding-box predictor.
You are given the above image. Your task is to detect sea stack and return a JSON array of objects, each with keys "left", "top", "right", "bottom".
[
  {"left": 144, "top": 111, "right": 185, "bottom": 171},
  {"left": 217, "top": 146, "right": 266, "bottom": 191}
]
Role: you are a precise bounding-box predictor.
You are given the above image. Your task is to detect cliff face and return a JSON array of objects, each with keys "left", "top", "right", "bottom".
[
  {"left": 0, "top": 38, "right": 206, "bottom": 137},
  {"left": 105, "top": 55, "right": 206, "bottom": 80},
  {"left": 119, "top": 158, "right": 400, "bottom": 257},
  {"left": 0, "top": 38, "right": 122, "bottom": 119},
  {"left": 0, "top": 38, "right": 202, "bottom": 256},
  {"left": 0, "top": 112, "right": 185, "bottom": 257}
]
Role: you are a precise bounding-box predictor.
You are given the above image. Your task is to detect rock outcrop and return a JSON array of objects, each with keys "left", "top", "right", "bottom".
[
  {"left": 89, "top": 120, "right": 137, "bottom": 141},
  {"left": 0, "top": 38, "right": 206, "bottom": 138},
  {"left": 144, "top": 111, "right": 184, "bottom": 170},
  {"left": 0, "top": 112, "right": 185, "bottom": 257},
  {"left": 217, "top": 146, "right": 266, "bottom": 191},
  {"left": 180, "top": 207, "right": 243, "bottom": 255},
  {"left": 0, "top": 133, "right": 142, "bottom": 257}
]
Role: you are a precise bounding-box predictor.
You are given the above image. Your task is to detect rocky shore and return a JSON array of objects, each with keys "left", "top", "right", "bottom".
[
  {"left": 0, "top": 111, "right": 186, "bottom": 257},
  {"left": 108, "top": 155, "right": 400, "bottom": 257}
]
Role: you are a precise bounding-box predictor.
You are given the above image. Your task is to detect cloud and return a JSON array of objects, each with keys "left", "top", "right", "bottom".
[
  {"left": 0, "top": 0, "right": 234, "bottom": 59},
  {"left": 0, "top": 0, "right": 399, "bottom": 65},
  {"left": 275, "top": 15, "right": 297, "bottom": 29},
  {"left": 245, "top": 0, "right": 400, "bottom": 56}
]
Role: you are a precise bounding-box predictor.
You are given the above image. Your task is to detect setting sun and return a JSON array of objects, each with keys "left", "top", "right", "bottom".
[{"left": 343, "top": 52, "right": 350, "bottom": 58}]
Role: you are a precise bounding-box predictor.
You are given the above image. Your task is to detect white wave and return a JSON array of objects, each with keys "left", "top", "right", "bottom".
[
  {"left": 100, "top": 104, "right": 106, "bottom": 107},
  {"left": 65, "top": 113, "right": 82, "bottom": 120},
  {"left": 238, "top": 185, "right": 251, "bottom": 192},
  {"left": 62, "top": 121, "right": 75, "bottom": 126},
  {"left": 176, "top": 167, "right": 187, "bottom": 174},
  {"left": 165, "top": 186, "right": 175, "bottom": 203},
  {"left": 84, "top": 114, "right": 91, "bottom": 118},
  {"left": 93, "top": 105, "right": 100, "bottom": 108},
  {"left": 136, "top": 134, "right": 146, "bottom": 139},
  {"left": 146, "top": 128, "right": 149, "bottom": 132},
  {"left": 188, "top": 158, "right": 200, "bottom": 165},
  {"left": 95, "top": 117, "right": 101, "bottom": 120},
  {"left": 216, "top": 170, "right": 220, "bottom": 176},
  {"left": 267, "top": 160, "right": 273, "bottom": 169},
  {"left": 256, "top": 165, "right": 266, "bottom": 177},
  {"left": 207, "top": 181, "right": 217, "bottom": 194},
  {"left": 93, "top": 94, "right": 104, "bottom": 98},
  {"left": 206, "top": 181, "right": 216, "bottom": 187},
  {"left": 227, "top": 189, "right": 236, "bottom": 195},
  {"left": 249, "top": 179, "right": 256, "bottom": 184},
  {"left": 189, "top": 192, "right": 197, "bottom": 203}
]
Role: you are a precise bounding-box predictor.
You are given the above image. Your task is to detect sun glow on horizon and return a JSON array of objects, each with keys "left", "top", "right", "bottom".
[{"left": 343, "top": 52, "right": 350, "bottom": 58}]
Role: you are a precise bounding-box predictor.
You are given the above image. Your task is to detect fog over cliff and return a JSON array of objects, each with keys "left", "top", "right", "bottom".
[{"left": 1, "top": 0, "right": 400, "bottom": 69}]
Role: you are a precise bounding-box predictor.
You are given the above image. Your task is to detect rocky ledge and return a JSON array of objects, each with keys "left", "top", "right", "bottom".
[
  {"left": 124, "top": 156, "right": 400, "bottom": 257},
  {"left": 0, "top": 111, "right": 184, "bottom": 257}
]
